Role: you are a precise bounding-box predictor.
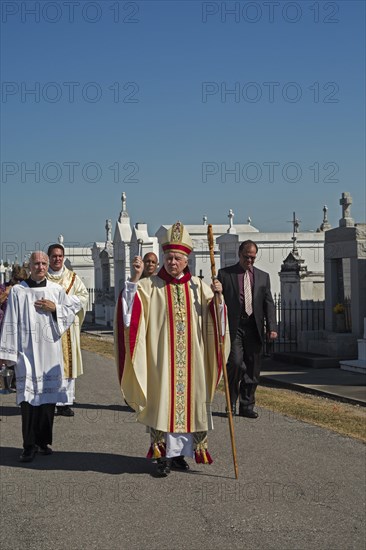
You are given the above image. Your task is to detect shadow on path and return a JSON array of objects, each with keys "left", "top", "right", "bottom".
[
  {"left": 0, "top": 405, "right": 21, "bottom": 417},
  {"left": 0, "top": 447, "right": 151, "bottom": 475},
  {"left": 73, "top": 403, "right": 132, "bottom": 412},
  {"left": 0, "top": 403, "right": 133, "bottom": 417},
  {"left": 0, "top": 447, "right": 235, "bottom": 480}
]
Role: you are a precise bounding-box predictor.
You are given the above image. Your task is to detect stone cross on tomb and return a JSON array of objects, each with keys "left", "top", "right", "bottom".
[
  {"left": 340, "top": 192, "right": 352, "bottom": 217},
  {"left": 339, "top": 192, "right": 354, "bottom": 227}
]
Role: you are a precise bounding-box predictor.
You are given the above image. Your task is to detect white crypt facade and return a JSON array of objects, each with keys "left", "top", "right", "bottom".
[
  {"left": 3, "top": 191, "right": 364, "bottom": 364},
  {"left": 0, "top": 191, "right": 327, "bottom": 303},
  {"left": 0, "top": 191, "right": 335, "bottom": 328},
  {"left": 90, "top": 192, "right": 329, "bottom": 327}
]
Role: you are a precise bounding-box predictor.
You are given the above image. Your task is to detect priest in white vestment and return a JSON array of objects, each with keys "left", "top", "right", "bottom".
[
  {"left": 47, "top": 243, "right": 89, "bottom": 417},
  {"left": 115, "top": 222, "right": 230, "bottom": 476},
  {"left": 0, "top": 252, "right": 81, "bottom": 463}
]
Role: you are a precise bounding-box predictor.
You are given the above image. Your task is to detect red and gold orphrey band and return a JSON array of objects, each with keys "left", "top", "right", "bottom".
[
  {"left": 166, "top": 283, "right": 193, "bottom": 433},
  {"left": 62, "top": 272, "right": 77, "bottom": 378}
]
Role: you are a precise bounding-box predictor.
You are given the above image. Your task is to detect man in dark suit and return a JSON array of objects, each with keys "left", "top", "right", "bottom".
[{"left": 218, "top": 240, "right": 277, "bottom": 418}]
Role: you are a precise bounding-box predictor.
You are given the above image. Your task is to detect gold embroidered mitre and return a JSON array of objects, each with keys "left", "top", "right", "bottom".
[{"left": 161, "top": 221, "right": 193, "bottom": 256}]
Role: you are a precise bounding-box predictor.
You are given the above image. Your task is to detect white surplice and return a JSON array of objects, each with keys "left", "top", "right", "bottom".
[{"left": 0, "top": 280, "right": 81, "bottom": 406}]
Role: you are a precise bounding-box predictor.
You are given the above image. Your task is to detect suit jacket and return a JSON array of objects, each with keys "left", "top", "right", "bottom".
[{"left": 218, "top": 263, "right": 277, "bottom": 343}]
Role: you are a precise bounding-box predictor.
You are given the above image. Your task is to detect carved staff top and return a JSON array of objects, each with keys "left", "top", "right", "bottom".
[{"left": 207, "top": 224, "right": 216, "bottom": 279}]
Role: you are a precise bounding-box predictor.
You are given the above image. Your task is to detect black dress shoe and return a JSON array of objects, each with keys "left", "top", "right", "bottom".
[
  {"left": 171, "top": 456, "right": 190, "bottom": 471},
  {"left": 38, "top": 445, "right": 53, "bottom": 455},
  {"left": 56, "top": 405, "right": 74, "bottom": 417},
  {"left": 19, "top": 446, "right": 37, "bottom": 463},
  {"left": 239, "top": 409, "right": 258, "bottom": 419},
  {"left": 156, "top": 458, "right": 171, "bottom": 477}
]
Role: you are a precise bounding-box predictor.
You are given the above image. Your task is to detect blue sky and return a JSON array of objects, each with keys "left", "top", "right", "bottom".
[{"left": 1, "top": 0, "right": 365, "bottom": 260}]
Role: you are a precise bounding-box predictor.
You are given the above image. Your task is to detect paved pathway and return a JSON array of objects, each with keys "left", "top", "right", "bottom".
[
  {"left": 84, "top": 329, "right": 366, "bottom": 405},
  {"left": 1, "top": 351, "right": 365, "bottom": 550}
]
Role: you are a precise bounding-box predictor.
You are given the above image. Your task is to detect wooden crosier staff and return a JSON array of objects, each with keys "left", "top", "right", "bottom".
[{"left": 207, "top": 224, "right": 239, "bottom": 479}]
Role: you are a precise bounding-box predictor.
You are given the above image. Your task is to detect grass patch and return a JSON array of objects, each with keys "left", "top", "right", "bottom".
[
  {"left": 256, "top": 385, "right": 366, "bottom": 442},
  {"left": 81, "top": 333, "right": 115, "bottom": 360},
  {"left": 81, "top": 333, "right": 366, "bottom": 442}
]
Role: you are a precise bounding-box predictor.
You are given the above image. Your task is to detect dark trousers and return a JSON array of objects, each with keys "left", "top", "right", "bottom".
[
  {"left": 20, "top": 402, "right": 56, "bottom": 450},
  {"left": 227, "top": 317, "right": 262, "bottom": 411}
]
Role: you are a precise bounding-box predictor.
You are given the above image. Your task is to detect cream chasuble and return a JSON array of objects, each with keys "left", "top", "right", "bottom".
[{"left": 115, "top": 268, "right": 230, "bottom": 463}]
